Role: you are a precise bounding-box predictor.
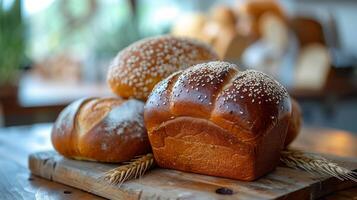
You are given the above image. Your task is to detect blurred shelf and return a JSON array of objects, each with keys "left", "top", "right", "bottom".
[
  {"left": 18, "top": 73, "right": 113, "bottom": 107},
  {"left": 0, "top": 73, "right": 113, "bottom": 126}
]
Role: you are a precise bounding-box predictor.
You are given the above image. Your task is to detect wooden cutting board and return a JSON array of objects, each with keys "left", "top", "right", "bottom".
[{"left": 29, "top": 151, "right": 357, "bottom": 200}]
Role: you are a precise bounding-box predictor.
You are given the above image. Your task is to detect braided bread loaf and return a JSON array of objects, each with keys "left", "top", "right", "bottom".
[
  {"left": 144, "top": 61, "right": 292, "bottom": 181},
  {"left": 107, "top": 35, "right": 219, "bottom": 101},
  {"left": 51, "top": 97, "right": 151, "bottom": 162}
]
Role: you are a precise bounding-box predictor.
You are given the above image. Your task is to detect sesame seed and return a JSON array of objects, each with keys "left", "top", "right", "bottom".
[{"left": 108, "top": 35, "right": 218, "bottom": 99}]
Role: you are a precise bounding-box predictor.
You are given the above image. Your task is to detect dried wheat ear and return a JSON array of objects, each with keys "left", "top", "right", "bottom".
[
  {"left": 101, "top": 153, "right": 154, "bottom": 185},
  {"left": 280, "top": 149, "right": 357, "bottom": 182}
]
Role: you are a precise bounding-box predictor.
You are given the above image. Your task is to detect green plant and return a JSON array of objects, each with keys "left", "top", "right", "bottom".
[{"left": 0, "top": 0, "right": 25, "bottom": 84}]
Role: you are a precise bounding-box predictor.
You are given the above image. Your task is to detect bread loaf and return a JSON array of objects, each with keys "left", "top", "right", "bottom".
[
  {"left": 51, "top": 97, "right": 151, "bottom": 162},
  {"left": 144, "top": 61, "right": 291, "bottom": 181},
  {"left": 211, "top": 6, "right": 237, "bottom": 28},
  {"left": 236, "top": 0, "right": 286, "bottom": 38},
  {"left": 285, "top": 98, "right": 302, "bottom": 146},
  {"left": 290, "top": 17, "right": 325, "bottom": 47},
  {"left": 107, "top": 36, "right": 219, "bottom": 101},
  {"left": 171, "top": 13, "right": 207, "bottom": 40}
]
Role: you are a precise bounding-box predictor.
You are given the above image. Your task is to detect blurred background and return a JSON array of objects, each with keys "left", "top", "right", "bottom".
[{"left": 0, "top": 0, "right": 356, "bottom": 133}]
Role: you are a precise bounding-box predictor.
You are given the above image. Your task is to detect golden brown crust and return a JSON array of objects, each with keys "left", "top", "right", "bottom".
[
  {"left": 107, "top": 35, "right": 219, "bottom": 101},
  {"left": 284, "top": 98, "right": 302, "bottom": 147},
  {"left": 51, "top": 98, "right": 89, "bottom": 158},
  {"left": 145, "top": 61, "right": 291, "bottom": 180},
  {"left": 51, "top": 97, "right": 151, "bottom": 163}
]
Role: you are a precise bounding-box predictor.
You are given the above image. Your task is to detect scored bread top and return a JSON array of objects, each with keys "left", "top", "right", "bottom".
[
  {"left": 107, "top": 35, "right": 219, "bottom": 100},
  {"left": 145, "top": 61, "right": 291, "bottom": 143},
  {"left": 51, "top": 97, "right": 150, "bottom": 162},
  {"left": 76, "top": 98, "right": 122, "bottom": 137}
]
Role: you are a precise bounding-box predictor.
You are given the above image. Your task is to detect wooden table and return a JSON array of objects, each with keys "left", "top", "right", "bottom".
[{"left": 0, "top": 124, "right": 356, "bottom": 200}]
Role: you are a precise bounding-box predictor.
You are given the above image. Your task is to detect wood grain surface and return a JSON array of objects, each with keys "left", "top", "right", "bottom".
[
  {"left": 0, "top": 159, "right": 104, "bottom": 200},
  {"left": 0, "top": 124, "right": 104, "bottom": 199},
  {"left": 29, "top": 151, "right": 357, "bottom": 200}
]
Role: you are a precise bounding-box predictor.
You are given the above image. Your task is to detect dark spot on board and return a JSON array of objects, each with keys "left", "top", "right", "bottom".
[
  {"left": 43, "top": 158, "right": 49, "bottom": 165},
  {"left": 215, "top": 187, "right": 233, "bottom": 195},
  {"left": 63, "top": 190, "right": 72, "bottom": 194},
  {"left": 28, "top": 177, "right": 34, "bottom": 181}
]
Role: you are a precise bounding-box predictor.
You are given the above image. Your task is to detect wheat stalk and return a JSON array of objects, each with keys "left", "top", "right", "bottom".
[
  {"left": 281, "top": 149, "right": 357, "bottom": 182},
  {"left": 101, "top": 153, "right": 154, "bottom": 185}
]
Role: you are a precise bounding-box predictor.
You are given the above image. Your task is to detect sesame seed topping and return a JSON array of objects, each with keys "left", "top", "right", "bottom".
[
  {"left": 222, "top": 70, "right": 288, "bottom": 106},
  {"left": 108, "top": 35, "right": 218, "bottom": 99},
  {"left": 147, "top": 61, "right": 290, "bottom": 132}
]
